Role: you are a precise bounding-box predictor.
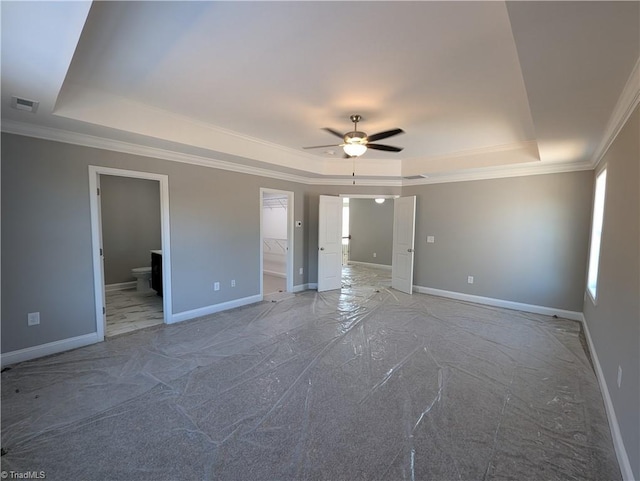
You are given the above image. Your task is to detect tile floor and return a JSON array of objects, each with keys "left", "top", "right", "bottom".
[{"left": 105, "top": 288, "right": 164, "bottom": 336}]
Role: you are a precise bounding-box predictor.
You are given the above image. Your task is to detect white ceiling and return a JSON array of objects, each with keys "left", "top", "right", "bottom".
[{"left": 2, "top": 1, "right": 638, "bottom": 185}]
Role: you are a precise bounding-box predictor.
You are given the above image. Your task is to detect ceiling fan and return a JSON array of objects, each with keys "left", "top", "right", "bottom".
[{"left": 303, "top": 114, "right": 404, "bottom": 158}]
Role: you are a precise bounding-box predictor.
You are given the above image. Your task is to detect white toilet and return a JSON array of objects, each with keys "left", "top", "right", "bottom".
[{"left": 131, "top": 267, "right": 152, "bottom": 293}]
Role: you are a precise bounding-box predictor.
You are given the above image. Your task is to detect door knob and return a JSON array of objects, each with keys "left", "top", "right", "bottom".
[
  {"left": 320, "top": 247, "right": 325, "bottom": 251},
  {"left": 407, "top": 248, "right": 414, "bottom": 252}
]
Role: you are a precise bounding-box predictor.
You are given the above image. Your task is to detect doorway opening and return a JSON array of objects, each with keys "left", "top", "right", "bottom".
[
  {"left": 318, "top": 194, "right": 415, "bottom": 294},
  {"left": 89, "top": 166, "right": 172, "bottom": 341},
  {"left": 341, "top": 195, "right": 395, "bottom": 289},
  {"left": 260, "top": 188, "right": 294, "bottom": 300}
]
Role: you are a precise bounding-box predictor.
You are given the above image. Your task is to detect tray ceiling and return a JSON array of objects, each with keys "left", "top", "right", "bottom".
[{"left": 2, "top": 1, "right": 638, "bottom": 184}]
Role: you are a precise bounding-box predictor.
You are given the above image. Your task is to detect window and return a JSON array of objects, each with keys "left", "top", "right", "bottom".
[{"left": 587, "top": 168, "right": 607, "bottom": 302}]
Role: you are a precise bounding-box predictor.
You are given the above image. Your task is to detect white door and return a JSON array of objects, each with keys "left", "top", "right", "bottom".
[
  {"left": 391, "top": 196, "right": 416, "bottom": 294},
  {"left": 318, "top": 195, "right": 343, "bottom": 292},
  {"left": 97, "top": 175, "right": 107, "bottom": 335}
]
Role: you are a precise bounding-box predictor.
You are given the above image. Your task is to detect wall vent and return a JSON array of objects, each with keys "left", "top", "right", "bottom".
[{"left": 11, "top": 96, "right": 39, "bottom": 113}]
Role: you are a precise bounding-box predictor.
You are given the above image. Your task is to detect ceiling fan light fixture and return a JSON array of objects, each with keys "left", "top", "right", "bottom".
[
  {"left": 303, "top": 114, "right": 403, "bottom": 158},
  {"left": 343, "top": 144, "right": 367, "bottom": 157},
  {"left": 343, "top": 139, "right": 367, "bottom": 157}
]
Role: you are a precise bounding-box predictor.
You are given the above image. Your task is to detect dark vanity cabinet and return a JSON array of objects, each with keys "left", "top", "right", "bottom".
[{"left": 151, "top": 252, "right": 163, "bottom": 297}]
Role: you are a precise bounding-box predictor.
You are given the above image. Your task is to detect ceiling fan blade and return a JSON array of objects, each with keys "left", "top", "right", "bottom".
[
  {"left": 367, "top": 143, "right": 403, "bottom": 152},
  {"left": 367, "top": 128, "right": 404, "bottom": 143},
  {"left": 303, "top": 144, "right": 341, "bottom": 149},
  {"left": 323, "top": 127, "right": 346, "bottom": 139}
]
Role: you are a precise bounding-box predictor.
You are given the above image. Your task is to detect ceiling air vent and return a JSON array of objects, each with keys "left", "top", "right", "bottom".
[{"left": 11, "top": 96, "right": 39, "bottom": 113}]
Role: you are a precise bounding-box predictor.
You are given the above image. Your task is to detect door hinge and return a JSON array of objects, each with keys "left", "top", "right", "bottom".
[
  {"left": 102, "top": 306, "right": 106, "bottom": 315},
  {"left": 100, "top": 248, "right": 103, "bottom": 256},
  {"left": 97, "top": 187, "right": 100, "bottom": 196}
]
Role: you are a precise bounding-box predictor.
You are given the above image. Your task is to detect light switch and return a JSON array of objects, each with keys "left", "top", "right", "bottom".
[{"left": 427, "top": 236, "right": 435, "bottom": 243}]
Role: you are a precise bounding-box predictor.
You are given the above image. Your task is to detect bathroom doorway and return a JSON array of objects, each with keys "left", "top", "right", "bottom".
[
  {"left": 260, "top": 188, "right": 294, "bottom": 299},
  {"left": 89, "top": 166, "right": 172, "bottom": 341}
]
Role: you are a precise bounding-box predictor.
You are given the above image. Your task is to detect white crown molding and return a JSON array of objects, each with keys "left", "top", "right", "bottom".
[
  {"left": 308, "top": 177, "right": 404, "bottom": 187},
  {"left": 401, "top": 158, "right": 593, "bottom": 186},
  {"left": 2, "top": 119, "right": 593, "bottom": 187},
  {"left": 591, "top": 55, "right": 640, "bottom": 169},
  {"left": 1, "top": 119, "right": 314, "bottom": 185}
]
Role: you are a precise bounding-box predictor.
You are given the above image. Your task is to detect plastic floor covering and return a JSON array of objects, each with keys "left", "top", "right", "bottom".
[{"left": 1, "top": 264, "right": 620, "bottom": 480}]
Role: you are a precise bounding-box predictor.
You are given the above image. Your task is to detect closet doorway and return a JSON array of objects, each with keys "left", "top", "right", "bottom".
[{"left": 260, "top": 189, "right": 294, "bottom": 298}]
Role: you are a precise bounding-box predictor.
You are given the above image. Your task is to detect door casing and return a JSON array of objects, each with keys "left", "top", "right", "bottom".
[
  {"left": 89, "top": 166, "right": 172, "bottom": 340},
  {"left": 260, "top": 188, "right": 294, "bottom": 296}
]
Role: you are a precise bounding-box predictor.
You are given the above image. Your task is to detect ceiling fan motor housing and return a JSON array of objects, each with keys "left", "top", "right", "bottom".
[{"left": 345, "top": 131, "right": 368, "bottom": 144}]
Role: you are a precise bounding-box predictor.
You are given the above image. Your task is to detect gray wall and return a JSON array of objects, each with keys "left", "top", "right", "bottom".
[
  {"left": 583, "top": 106, "right": 639, "bottom": 479},
  {"left": 0, "top": 133, "right": 604, "bottom": 351},
  {"left": 404, "top": 171, "right": 593, "bottom": 311},
  {"left": 1, "top": 133, "right": 307, "bottom": 353},
  {"left": 349, "top": 198, "right": 393, "bottom": 265},
  {"left": 100, "top": 175, "right": 161, "bottom": 284}
]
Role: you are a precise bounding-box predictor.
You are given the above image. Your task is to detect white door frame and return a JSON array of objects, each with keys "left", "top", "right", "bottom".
[
  {"left": 260, "top": 188, "right": 294, "bottom": 297},
  {"left": 89, "top": 166, "right": 172, "bottom": 341}
]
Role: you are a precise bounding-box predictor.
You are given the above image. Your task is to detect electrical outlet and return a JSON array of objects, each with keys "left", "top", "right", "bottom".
[
  {"left": 299, "top": 267, "right": 303, "bottom": 275},
  {"left": 617, "top": 365, "right": 622, "bottom": 388},
  {"left": 231, "top": 280, "right": 236, "bottom": 287},
  {"left": 373, "top": 252, "right": 377, "bottom": 258},
  {"left": 214, "top": 282, "right": 220, "bottom": 291},
  {"left": 427, "top": 236, "right": 435, "bottom": 243},
  {"left": 28, "top": 312, "right": 40, "bottom": 326},
  {"left": 467, "top": 276, "right": 474, "bottom": 284}
]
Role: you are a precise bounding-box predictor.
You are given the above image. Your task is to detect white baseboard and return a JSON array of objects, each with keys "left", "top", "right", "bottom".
[
  {"left": 308, "top": 283, "right": 318, "bottom": 290},
  {"left": 347, "top": 261, "right": 392, "bottom": 270},
  {"left": 414, "top": 285, "right": 633, "bottom": 479},
  {"left": 105, "top": 281, "right": 136, "bottom": 292},
  {"left": 0, "top": 333, "right": 100, "bottom": 367},
  {"left": 293, "top": 283, "right": 311, "bottom": 293},
  {"left": 580, "top": 314, "right": 634, "bottom": 481},
  {"left": 413, "top": 285, "right": 583, "bottom": 321},
  {"left": 263, "top": 270, "right": 286, "bottom": 278},
  {"left": 169, "top": 294, "right": 262, "bottom": 324}
]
